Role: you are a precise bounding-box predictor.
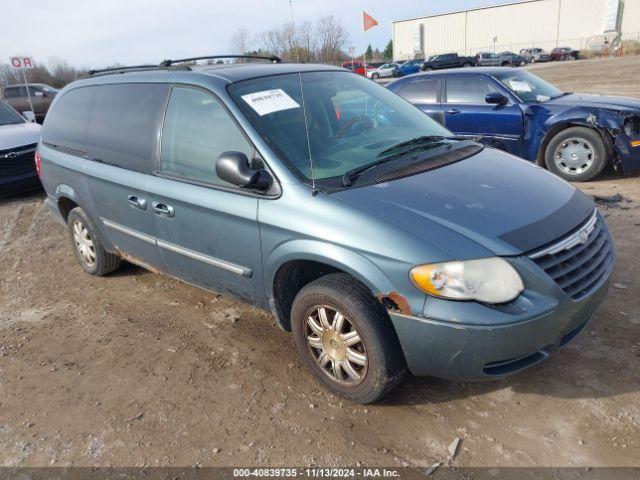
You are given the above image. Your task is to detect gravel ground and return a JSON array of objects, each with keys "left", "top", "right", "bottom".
[{"left": 0, "top": 57, "right": 639, "bottom": 468}]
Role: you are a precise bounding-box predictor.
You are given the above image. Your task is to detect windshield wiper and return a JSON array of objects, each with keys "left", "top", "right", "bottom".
[
  {"left": 342, "top": 155, "right": 403, "bottom": 187},
  {"left": 377, "top": 135, "right": 446, "bottom": 158},
  {"left": 342, "top": 136, "right": 465, "bottom": 187}
]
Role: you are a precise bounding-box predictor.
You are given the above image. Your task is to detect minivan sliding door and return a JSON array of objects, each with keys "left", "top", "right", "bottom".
[{"left": 84, "top": 83, "right": 170, "bottom": 271}]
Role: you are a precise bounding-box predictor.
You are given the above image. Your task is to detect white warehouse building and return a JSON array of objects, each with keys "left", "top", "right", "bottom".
[{"left": 393, "top": 0, "right": 640, "bottom": 60}]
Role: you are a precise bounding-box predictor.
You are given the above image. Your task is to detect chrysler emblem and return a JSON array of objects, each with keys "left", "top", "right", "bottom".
[
  {"left": 2, "top": 151, "right": 20, "bottom": 160},
  {"left": 578, "top": 229, "right": 590, "bottom": 245}
]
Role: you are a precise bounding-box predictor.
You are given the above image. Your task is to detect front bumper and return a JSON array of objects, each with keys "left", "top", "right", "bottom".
[
  {"left": 389, "top": 255, "right": 612, "bottom": 381},
  {"left": 0, "top": 172, "right": 41, "bottom": 196},
  {"left": 613, "top": 134, "right": 640, "bottom": 173}
]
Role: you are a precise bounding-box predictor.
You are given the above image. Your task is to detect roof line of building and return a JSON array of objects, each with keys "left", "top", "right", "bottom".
[{"left": 392, "top": 0, "right": 548, "bottom": 24}]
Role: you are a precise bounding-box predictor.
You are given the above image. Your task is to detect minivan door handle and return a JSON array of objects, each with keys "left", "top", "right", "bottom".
[
  {"left": 128, "top": 195, "right": 147, "bottom": 210},
  {"left": 445, "top": 108, "right": 461, "bottom": 115},
  {"left": 152, "top": 201, "right": 175, "bottom": 218}
]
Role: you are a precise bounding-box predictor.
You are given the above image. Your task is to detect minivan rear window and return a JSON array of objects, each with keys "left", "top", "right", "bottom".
[
  {"left": 42, "top": 86, "right": 95, "bottom": 155},
  {"left": 86, "top": 83, "right": 168, "bottom": 173},
  {"left": 43, "top": 83, "right": 168, "bottom": 171}
]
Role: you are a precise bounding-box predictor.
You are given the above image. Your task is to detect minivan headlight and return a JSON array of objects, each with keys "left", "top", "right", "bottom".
[{"left": 410, "top": 257, "right": 524, "bottom": 304}]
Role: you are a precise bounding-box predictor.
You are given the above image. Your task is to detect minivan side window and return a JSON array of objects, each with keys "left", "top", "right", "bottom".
[
  {"left": 398, "top": 78, "right": 439, "bottom": 104},
  {"left": 86, "top": 83, "right": 168, "bottom": 173},
  {"left": 159, "top": 87, "right": 252, "bottom": 186},
  {"left": 42, "top": 87, "right": 95, "bottom": 155}
]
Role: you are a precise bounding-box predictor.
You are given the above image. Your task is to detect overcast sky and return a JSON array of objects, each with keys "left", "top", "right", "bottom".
[{"left": 4, "top": 0, "right": 504, "bottom": 69}]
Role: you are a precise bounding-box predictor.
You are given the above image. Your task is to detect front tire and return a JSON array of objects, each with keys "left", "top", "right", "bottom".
[
  {"left": 544, "top": 127, "right": 607, "bottom": 182},
  {"left": 67, "top": 207, "right": 121, "bottom": 276},
  {"left": 372, "top": 72, "right": 380, "bottom": 80},
  {"left": 291, "top": 274, "right": 406, "bottom": 404}
]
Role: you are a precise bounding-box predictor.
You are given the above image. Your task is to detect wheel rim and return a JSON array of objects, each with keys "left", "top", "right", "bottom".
[
  {"left": 304, "top": 305, "right": 367, "bottom": 385},
  {"left": 553, "top": 137, "right": 596, "bottom": 176},
  {"left": 72, "top": 220, "right": 96, "bottom": 267}
]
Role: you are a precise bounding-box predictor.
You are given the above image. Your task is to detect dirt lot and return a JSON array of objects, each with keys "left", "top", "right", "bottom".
[{"left": 1, "top": 57, "right": 639, "bottom": 469}]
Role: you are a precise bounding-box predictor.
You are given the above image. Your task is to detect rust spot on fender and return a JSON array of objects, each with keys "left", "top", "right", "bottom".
[{"left": 376, "top": 291, "right": 411, "bottom": 315}]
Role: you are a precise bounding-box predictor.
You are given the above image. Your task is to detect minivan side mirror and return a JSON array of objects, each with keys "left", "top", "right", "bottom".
[
  {"left": 485, "top": 92, "right": 509, "bottom": 105},
  {"left": 216, "top": 151, "right": 272, "bottom": 191}
]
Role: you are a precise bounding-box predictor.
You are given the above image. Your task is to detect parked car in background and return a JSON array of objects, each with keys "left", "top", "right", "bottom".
[
  {"left": 420, "top": 53, "right": 476, "bottom": 71},
  {"left": 551, "top": 47, "right": 580, "bottom": 61},
  {"left": 0, "top": 101, "right": 41, "bottom": 195},
  {"left": 367, "top": 62, "right": 399, "bottom": 80},
  {"left": 393, "top": 59, "right": 424, "bottom": 76},
  {"left": 2, "top": 83, "right": 58, "bottom": 123},
  {"left": 519, "top": 48, "right": 551, "bottom": 63},
  {"left": 498, "top": 51, "right": 528, "bottom": 66},
  {"left": 38, "top": 58, "right": 614, "bottom": 403},
  {"left": 476, "top": 52, "right": 500, "bottom": 66},
  {"left": 341, "top": 61, "right": 366, "bottom": 76},
  {"left": 388, "top": 67, "right": 640, "bottom": 181}
]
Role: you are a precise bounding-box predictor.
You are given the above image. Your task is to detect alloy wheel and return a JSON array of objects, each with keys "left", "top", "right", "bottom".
[{"left": 304, "top": 305, "right": 367, "bottom": 385}]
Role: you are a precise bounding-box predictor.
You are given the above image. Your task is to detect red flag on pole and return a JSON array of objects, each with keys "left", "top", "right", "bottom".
[{"left": 363, "top": 11, "right": 378, "bottom": 32}]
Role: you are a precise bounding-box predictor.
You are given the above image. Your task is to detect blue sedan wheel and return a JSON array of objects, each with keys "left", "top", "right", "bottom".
[{"left": 545, "top": 127, "right": 607, "bottom": 181}]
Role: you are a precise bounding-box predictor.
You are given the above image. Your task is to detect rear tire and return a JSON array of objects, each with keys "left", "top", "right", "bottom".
[
  {"left": 544, "top": 127, "right": 607, "bottom": 182},
  {"left": 67, "top": 207, "right": 121, "bottom": 276},
  {"left": 291, "top": 273, "right": 406, "bottom": 404}
]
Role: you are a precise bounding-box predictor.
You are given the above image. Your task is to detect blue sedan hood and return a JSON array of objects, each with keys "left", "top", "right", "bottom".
[
  {"left": 545, "top": 93, "right": 640, "bottom": 112},
  {"left": 334, "top": 147, "right": 594, "bottom": 257}
]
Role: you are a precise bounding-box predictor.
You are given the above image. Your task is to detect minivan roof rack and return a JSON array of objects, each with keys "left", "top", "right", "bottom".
[
  {"left": 159, "top": 54, "right": 282, "bottom": 67},
  {"left": 86, "top": 64, "right": 191, "bottom": 76}
]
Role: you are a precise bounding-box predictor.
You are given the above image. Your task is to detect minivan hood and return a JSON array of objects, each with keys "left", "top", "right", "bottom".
[
  {"left": 334, "top": 148, "right": 594, "bottom": 257},
  {"left": 0, "top": 122, "right": 41, "bottom": 150}
]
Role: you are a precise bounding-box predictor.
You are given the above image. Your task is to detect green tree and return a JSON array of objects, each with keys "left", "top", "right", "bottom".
[
  {"left": 383, "top": 40, "right": 393, "bottom": 60},
  {"left": 365, "top": 44, "right": 373, "bottom": 59}
]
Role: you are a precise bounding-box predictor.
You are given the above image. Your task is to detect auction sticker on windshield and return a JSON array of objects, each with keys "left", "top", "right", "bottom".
[
  {"left": 508, "top": 80, "right": 532, "bottom": 92},
  {"left": 241, "top": 89, "right": 300, "bottom": 116}
]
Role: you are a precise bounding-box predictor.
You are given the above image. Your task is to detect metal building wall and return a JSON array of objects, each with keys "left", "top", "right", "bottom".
[
  {"left": 621, "top": 0, "right": 640, "bottom": 34},
  {"left": 393, "top": 0, "right": 632, "bottom": 60}
]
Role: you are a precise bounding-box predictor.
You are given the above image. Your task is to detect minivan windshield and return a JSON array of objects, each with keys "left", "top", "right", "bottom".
[
  {"left": 493, "top": 70, "right": 564, "bottom": 103},
  {"left": 228, "top": 71, "right": 452, "bottom": 186},
  {"left": 0, "top": 101, "right": 25, "bottom": 126}
]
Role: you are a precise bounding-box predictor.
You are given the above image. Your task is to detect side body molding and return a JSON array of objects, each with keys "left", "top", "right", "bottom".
[{"left": 100, "top": 218, "right": 252, "bottom": 277}]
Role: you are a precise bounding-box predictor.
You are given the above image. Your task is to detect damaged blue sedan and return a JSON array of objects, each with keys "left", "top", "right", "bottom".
[{"left": 389, "top": 67, "right": 640, "bottom": 181}]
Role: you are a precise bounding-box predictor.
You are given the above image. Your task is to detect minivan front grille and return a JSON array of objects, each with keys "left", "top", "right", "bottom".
[
  {"left": 529, "top": 209, "right": 613, "bottom": 300},
  {"left": 0, "top": 143, "right": 37, "bottom": 178}
]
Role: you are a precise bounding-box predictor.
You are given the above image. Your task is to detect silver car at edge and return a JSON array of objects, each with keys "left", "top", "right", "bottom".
[
  {"left": 37, "top": 58, "right": 614, "bottom": 403},
  {"left": 0, "top": 100, "right": 41, "bottom": 195}
]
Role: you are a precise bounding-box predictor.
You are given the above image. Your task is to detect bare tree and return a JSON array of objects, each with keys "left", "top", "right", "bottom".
[
  {"left": 259, "top": 27, "right": 285, "bottom": 58},
  {"left": 49, "top": 59, "right": 82, "bottom": 87},
  {"left": 0, "top": 60, "right": 84, "bottom": 89},
  {"left": 229, "top": 26, "right": 252, "bottom": 60},
  {"left": 315, "top": 15, "right": 349, "bottom": 64}
]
